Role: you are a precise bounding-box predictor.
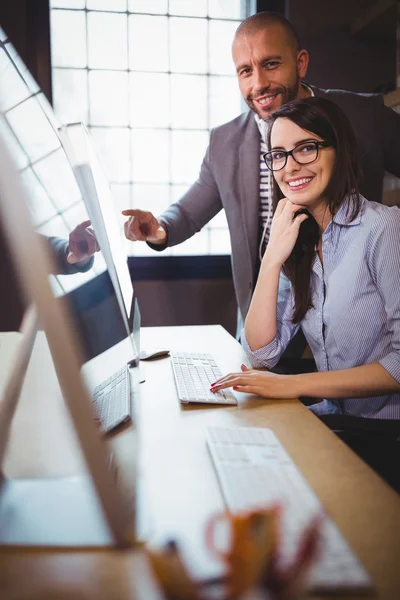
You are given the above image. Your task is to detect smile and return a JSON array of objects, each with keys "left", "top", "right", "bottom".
[
  {"left": 287, "top": 177, "right": 313, "bottom": 189},
  {"left": 255, "top": 94, "right": 278, "bottom": 106}
]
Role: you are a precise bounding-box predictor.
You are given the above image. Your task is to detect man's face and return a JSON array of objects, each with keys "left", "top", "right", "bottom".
[{"left": 232, "top": 25, "right": 309, "bottom": 120}]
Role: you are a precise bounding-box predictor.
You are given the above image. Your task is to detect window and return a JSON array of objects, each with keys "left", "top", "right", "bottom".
[
  {"left": 50, "top": 0, "right": 254, "bottom": 256},
  {"left": 0, "top": 26, "right": 107, "bottom": 294}
]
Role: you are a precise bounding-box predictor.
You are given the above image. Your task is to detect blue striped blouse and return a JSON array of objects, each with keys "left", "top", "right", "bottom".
[{"left": 241, "top": 196, "right": 400, "bottom": 419}]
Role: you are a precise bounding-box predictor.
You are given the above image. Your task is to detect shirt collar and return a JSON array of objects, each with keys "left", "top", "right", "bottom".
[{"left": 331, "top": 195, "right": 365, "bottom": 227}]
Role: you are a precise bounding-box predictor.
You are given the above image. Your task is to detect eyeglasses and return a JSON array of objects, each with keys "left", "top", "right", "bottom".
[{"left": 263, "top": 140, "right": 331, "bottom": 171}]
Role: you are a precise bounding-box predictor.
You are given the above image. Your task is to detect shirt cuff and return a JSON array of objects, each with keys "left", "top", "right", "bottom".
[
  {"left": 378, "top": 353, "right": 400, "bottom": 384},
  {"left": 146, "top": 221, "right": 168, "bottom": 252},
  {"left": 240, "top": 329, "right": 282, "bottom": 369}
]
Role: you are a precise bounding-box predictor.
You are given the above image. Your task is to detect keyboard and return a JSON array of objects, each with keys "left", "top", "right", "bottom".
[
  {"left": 206, "top": 426, "right": 373, "bottom": 592},
  {"left": 92, "top": 365, "right": 131, "bottom": 434},
  {"left": 170, "top": 352, "right": 237, "bottom": 405}
]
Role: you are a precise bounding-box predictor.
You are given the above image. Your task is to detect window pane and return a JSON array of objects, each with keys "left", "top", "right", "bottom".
[
  {"left": 209, "top": 20, "right": 237, "bottom": 75},
  {"left": 132, "top": 183, "right": 170, "bottom": 215},
  {"left": 36, "top": 214, "right": 70, "bottom": 239},
  {"left": 170, "top": 18, "right": 207, "bottom": 74},
  {"left": 171, "top": 183, "right": 189, "bottom": 202},
  {"left": 89, "top": 127, "right": 130, "bottom": 182},
  {"left": 87, "top": 0, "right": 127, "bottom": 10},
  {"left": 171, "top": 230, "right": 208, "bottom": 255},
  {"left": 131, "top": 129, "right": 169, "bottom": 183},
  {"left": 171, "top": 74, "right": 207, "bottom": 129},
  {"left": 50, "top": 0, "right": 85, "bottom": 8},
  {"left": 110, "top": 183, "right": 132, "bottom": 226},
  {"left": 130, "top": 72, "right": 169, "bottom": 128},
  {"left": 171, "top": 130, "right": 209, "bottom": 184},
  {"left": 129, "top": 15, "right": 168, "bottom": 72},
  {"left": 0, "top": 118, "right": 29, "bottom": 170},
  {"left": 209, "top": 228, "right": 231, "bottom": 254},
  {"left": 33, "top": 149, "right": 82, "bottom": 212},
  {"left": 0, "top": 46, "right": 32, "bottom": 111},
  {"left": 209, "top": 209, "right": 228, "bottom": 228},
  {"left": 52, "top": 68, "right": 88, "bottom": 124},
  {"left": 6, "top": 44, "right": 40, "bottom": 95},
  {"left": 169, "top": 0, "right": 207, "bottom": 17},
  {"left": 208, "top": 0, "right": 243, "bottom": 19},
  {"left": 87, "top": 12, "right": 128, "bottom": 69},
  {"left": 20, "top": 168, "right": 58, "bottom": 227},
  {"left": 128, "top": 0, "right": 167, "bottom": 14},
  {"left": 6, "top": 97, "right": 61, "bottom": 163},
  {"left": 209, "top": 75, "right": 241, "bottom": 128},
  {"left": 51, "top": 10, "right": 87, "bottom": 68},
  {"left": 62, "top": 201, "right": 91, "bottom": 231},
  {"left": 89, "top": 71, "right": 129, "bottom": 125}
]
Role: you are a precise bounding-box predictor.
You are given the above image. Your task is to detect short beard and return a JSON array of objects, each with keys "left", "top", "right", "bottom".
[{"left": 248, "top": 75, "right": 301, "bottom": 120}]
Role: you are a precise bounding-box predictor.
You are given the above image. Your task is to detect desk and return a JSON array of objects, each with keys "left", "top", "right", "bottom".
[{"left": 1, "top": 325, "right": 400, "bottom": 600}]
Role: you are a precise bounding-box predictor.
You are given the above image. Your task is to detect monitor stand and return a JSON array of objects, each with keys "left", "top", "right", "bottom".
[{"left": 0, "top": 474, "right": 128, "bottom": 548}]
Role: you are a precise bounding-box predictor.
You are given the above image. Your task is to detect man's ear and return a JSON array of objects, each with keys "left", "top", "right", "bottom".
[{"left": 297, "top": 49, "right": 309, "bottom": 79}]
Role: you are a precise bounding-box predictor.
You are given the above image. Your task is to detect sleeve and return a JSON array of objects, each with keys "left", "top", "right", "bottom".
[
  {"left": 45, "top": 236, "right": 94, "bottom": 274},
  {"left": 378, "top": 97, "right": 400, "bottom": 178},
  {"left": 240, "top": 271, "right": 300, "bottom": 368},
  {"left": 368, "top": 207, "right": 400, "bottom": 382},
  {"left": 152, "top": 131, "right": 223, "bottom": 248}
]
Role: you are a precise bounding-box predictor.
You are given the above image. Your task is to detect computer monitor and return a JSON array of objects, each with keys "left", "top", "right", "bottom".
[
  {"left": 0, "top": 125, "right": 134, "bottom": 548},
  {"left": 0, "top": 26, "right": 140, "bottom": 547},
  {"left": 59, "top": 121, "right": 140, "bottom": 363},
  {"left": 0, "top": 25, "right": 140, "bottom": 364}
]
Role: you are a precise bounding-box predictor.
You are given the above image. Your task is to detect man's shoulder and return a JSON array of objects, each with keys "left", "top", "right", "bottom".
[
  {"left": 210, "top": 111, "right": 256, "bottom": 141},
  {"left": 311, "top": 85, "right": 382, "bottom": 109}
]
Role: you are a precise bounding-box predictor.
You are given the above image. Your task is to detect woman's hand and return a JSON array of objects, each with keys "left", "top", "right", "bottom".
[
  {"left": 210, "top": 364, "right": 299, "bottom": 399},
  {"left": 264, "top": 199, "right": 308, "bottom": 267}
]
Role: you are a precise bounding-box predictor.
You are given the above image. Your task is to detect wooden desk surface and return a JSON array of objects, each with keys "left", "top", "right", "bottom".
[{"left": 1, "top": 325, "right": 400, "bottom": 600}]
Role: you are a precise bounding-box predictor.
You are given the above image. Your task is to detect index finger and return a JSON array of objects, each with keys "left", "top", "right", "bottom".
[
  {"left": 122, "top": 209, "right": 145, "bottom": 217},
  {"left": 73, "top": 219, "right": 92, "bottom": 232}
]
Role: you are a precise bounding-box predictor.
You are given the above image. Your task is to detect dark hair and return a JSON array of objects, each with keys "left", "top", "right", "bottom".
[
  {"left": 267, "top": 97, "right": 362, "bottom": 323},
  {"left": 235, "top": 11, "right": 300, "bottom": 52}
]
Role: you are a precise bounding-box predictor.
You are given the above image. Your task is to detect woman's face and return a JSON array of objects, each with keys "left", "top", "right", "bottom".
[{"left": 270, "top": 117, "right": 336, "bottom": 215}]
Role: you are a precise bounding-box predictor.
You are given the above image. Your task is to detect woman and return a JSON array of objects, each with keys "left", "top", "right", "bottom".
[{"left": 211, "top": 97, "right": 400, "bottom": 421}]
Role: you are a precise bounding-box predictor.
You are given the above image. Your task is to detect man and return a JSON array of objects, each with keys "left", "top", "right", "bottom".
[{"left": 123, "top": 11, "right": 400, "bottom": 335}]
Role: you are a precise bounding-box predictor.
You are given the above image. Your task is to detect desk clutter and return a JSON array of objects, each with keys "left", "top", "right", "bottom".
[
  {"left": 145, "top": 425, "right": 373, "bottom": 599},
  {"left": 146, "top": 507, "right": 320, "bottom": 600}
]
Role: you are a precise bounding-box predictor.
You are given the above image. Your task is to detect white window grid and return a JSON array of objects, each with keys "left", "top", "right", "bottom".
[
  {"left": 0, "top": 27, "right": 109, "bottom": 295},
  {"left": 50, "top": 0, "right": 254, "bottom": 256}
]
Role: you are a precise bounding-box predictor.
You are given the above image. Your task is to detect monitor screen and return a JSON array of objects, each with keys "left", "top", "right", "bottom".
[{"left": 0, "top": 26, "right": 139, "bottom": 363}]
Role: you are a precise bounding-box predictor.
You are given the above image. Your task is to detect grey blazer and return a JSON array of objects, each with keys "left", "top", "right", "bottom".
[{"left": 157, "top": 86, "right": 400, "bottom": 326}]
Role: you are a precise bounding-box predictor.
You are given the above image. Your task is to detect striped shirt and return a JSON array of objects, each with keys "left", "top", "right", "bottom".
[
  {"left": 241, "top": 196, "right": 400, "bottom": 419},
  {"left": 254, "top": 116, "right": 273, "bottom": 259}
]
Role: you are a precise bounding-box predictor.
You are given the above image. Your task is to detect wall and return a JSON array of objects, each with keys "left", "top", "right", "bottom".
[{"left": 289, "top": 0, "right": 396, "bottom": 93}]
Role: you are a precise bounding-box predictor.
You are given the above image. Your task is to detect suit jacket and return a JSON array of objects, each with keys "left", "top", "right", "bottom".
[{"left": 156, "top": 86, "right": 400, "bottom": 326}]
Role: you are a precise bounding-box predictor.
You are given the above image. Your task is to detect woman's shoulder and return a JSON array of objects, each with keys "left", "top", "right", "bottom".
[
  {"left": 360, "top": 196, "right": 400, "bottom": 245},
  {"left": 361, "top": 195, "right": 400, "bottom": 226}
]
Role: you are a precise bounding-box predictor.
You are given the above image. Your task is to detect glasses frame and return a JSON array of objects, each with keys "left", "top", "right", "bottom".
[{"left": 263, "top": 140, "right": 331, "bottom": 172}]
